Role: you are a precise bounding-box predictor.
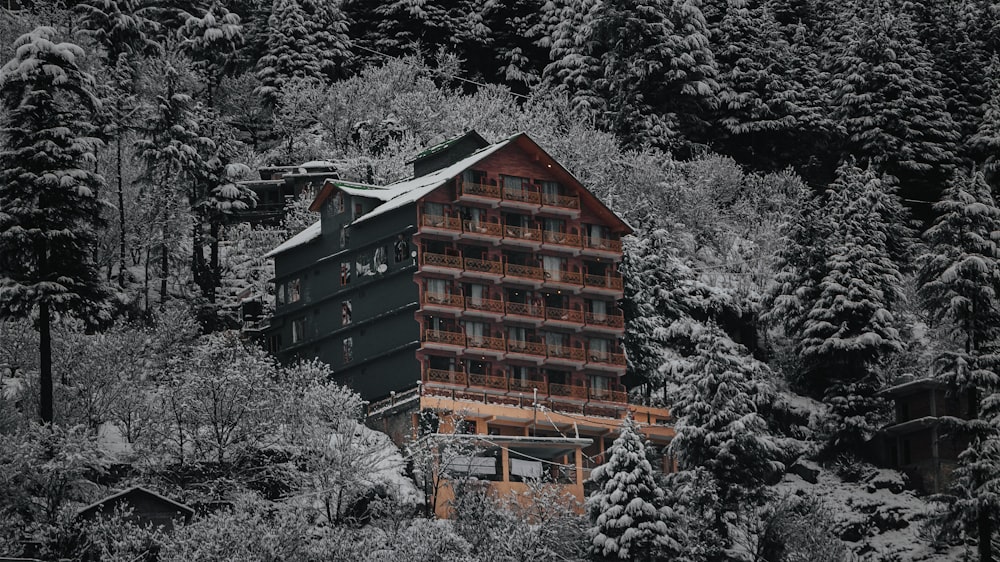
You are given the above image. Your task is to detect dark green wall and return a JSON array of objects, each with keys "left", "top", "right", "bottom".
[{"left": 268, "top": 192, "right": 423, "bottom": 401}]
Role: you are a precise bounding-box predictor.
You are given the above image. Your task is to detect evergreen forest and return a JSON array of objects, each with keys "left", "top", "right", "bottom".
[{"left": 2, "top": 0, "right": 1000, "bottom": 560}]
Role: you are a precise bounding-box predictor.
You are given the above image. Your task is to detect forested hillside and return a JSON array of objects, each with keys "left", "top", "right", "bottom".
[{"left": 2, "top": 0, "right": 1000, "bottom": 560}]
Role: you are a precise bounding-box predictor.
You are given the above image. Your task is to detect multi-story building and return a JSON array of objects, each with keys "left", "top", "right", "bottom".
[{"left": 263, "top": 131, "right": 674, "bottom": 515}]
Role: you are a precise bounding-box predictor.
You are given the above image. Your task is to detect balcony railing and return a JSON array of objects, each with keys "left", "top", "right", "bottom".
[
  {"left": 584, "top": 274, "right": 624, "bottom": 291},
  {"left": 544, "top": 269, "right": 584, "bottom": 286},
  {"left": 502, "top": 187, "right": 541, "bottom": 205},
  {"left": 464, "top": 257, "right": 504, "bottom": 276},
  {"left": 465, "top": 335, "right": 507, "bottom": 353},
  {"left": 546, "top": 345, "right": 587, "bottom": 363},
  {"left": 465, "top": 297, "right": 505, "bottom": 315},
  {"left": 505, "top": 263, "right": 545, "bottom": 281},
  {"left": 422, "top": 252, "right": 463, "bottom": 270},
  {"left": 541, "top": 192, "right": 580, "bottom": 210},
  {"left": 422, "top": 214, "right": 462, "bottom": 232},
  {"left": 583, "top": 236, "right": 623, "bottom": 253},
  {"left": 422, "top": 292, "right": 464, "bottom": 308},
  {"left": 588, "top": 351, "right": 627, "bottom": 366},
  {"left": 421, "top": 369, "right": 626, "bottom": 405},
  {"left": 461, "top": 182, "right": 502, "bottom": 199},
  {"left": 503, "top": 224, "right": 542, "bottom": 242},
  {"left": 545, "top": 306, "right": 584, "bottom": 324},
  {"left": 423, "top": 329, "right": 466, "bottom": 346},
  {"left": 506, "top": 339, "right": 547, "bottom": 357},
  {"left": 505, "top": 301, "right": 544, "bottom": 319},
  {"left": 584, "top": 311, "right": 624, "bottom": 329},
  {"left": 426, "top": 367, "right": 467, "bottom": 386},
  {"left": 542, "top": 230, "right": 582, "bottom": 248},
  {"left": 463, "top": 220, "right": 503, "bottom": 238}
]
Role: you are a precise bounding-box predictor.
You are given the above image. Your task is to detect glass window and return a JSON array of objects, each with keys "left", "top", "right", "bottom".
[
  {"left": 341, "top": 300, "right": 352, "bottom": 326},
  {"left": 588, "top": 338, "right": 610, "bottom": 360},
  {"left": 291, "top": 317, "right": 306, "bottom": 343},
  {"left": 276, "top": 283, "right": 286, "bottom": 306},
  {"left": 340, "top": 226, "right": 348, "bottom": 248},
  {"left": 394, "top": 234, "right": 410, "bottom": 263},
  {"left": 343, "top": 337, "right": 354, "bottom": 363},
  {"left": 501, "top": 175, "right": 525, "bottom": 190},
  {"left": 465, "top": 321, "right": 486, "bottom": 346},
  {"left": 340, "top": 262, "right": 351, "bottom": 285},
  {"left": 354, "top": 202, "right": 364, "bottom": 219},
  {"left": 334, "top": 192, "right": 345, "bottom": 214},
  {"left": 288, "top": 278, "right": 301, "bottom": 303}
]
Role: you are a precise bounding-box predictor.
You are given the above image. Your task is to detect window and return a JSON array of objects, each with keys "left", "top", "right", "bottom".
[
  {"left": 340, "top": 262, "right": 351, "bottom": 285},
  {"left": 589, "top": 375, "right": 610, "bottom": 391},
  {"left": 374, "top": 245, "right": 388, "bottom": 274},
  {"left": 589, "top": 337, "right": 610, "bottom": 360},
  {"left": 508, "top": 325, "right": 527, "bottom": 346},
  {"left": 341, "top": 300, "right": 352, "bottom": 326},
  {"left": 588, "top": 224, "right": 610, "bottom": 247},
  {"left": 426, "top": 278, "right": 448, "bottom": 300},
  {"left": 354, "top": 202, "right": 364, "bottom": 219},
  {"left": 334, "top": 192, "right": 345, "bottom": 214},
  {"left": 543, "top": 331, "right": 567, "bottom": 353},
  {"left": 501, "top": 175, "right": 526, "bottom": 190},
  {"left": 291, "top": 317, "right": 306, "bottom": 344},
  {"left": 276, "top": 283, "right": 286, "bottom": 306},
  {"left": 464, "top": 321, "right": 487, "bottom": 346},
  {"left": 288, "top": 278, "right": 301, "bottom": 303},
  {"left": 590, "top": 299, "right": 608, "bottom": 321},
  {"left": 343, "top": 337, "right": 354, "bottom": 363},
  {"left": 542, "top": 255, "right": 565, "bottom": 281},
  {"left": 394, "top": 234, "right": 410, "bottom": 263}
]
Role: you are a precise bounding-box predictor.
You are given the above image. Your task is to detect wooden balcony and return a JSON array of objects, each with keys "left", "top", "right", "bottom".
[
  {"left": 540, "top": 193, "right": 581, "bottom": 217},
  {"left": 505, "top": 301, "right": 544, "bottom": 325},
  {"left": 459, "top": 182, "right": 502, "bottom": 204},
  {"left": 462, "top": 220, "right": 503, "bottom": 243},
  {"left": 500, "top": 187, "right": 541, "bottom": 209},
  {"left": 501, "top": 224, "right": 542, "bottom": 249},
  {"left": 463, "top": 257, "right": 504, "bottom": 279},
  {"left": 582, "top": 236, "right": 622, "bottom": 258},
  {"left": 465, "top": 335, "right": 507, "bottom": 356},
  {"left": 546, "top": 345, "right": 587, "bottom": 366},
  {"left": 544, "top": 306, "right": 584, "bottom": 329},
  {"left": 589, "top": 387, "right": 628, "bottom": 403},
  {"left": 423, "top": 329, "right": 466, "bottom": 347},
  {"left": 508, "top": 377, "right": 547, "bottom": 395},
  {"left": 467, "top": 371, "right": 508, "bottom": 391},
  {"left": 464, "top": 297, "right": 505, "bottom": 318},
  {"left": 543, "top": 269, "right": 584, "bottom": 291},
  {"left": 421, "top": 214, "right": 463, "bottom": 237},
  {"left": 421, "top": 292, "right": 464, "bottom": 314},
  {"left": 549, "top": 382, "right": 588, "bottom": 400},
  {"left": 583, "top": 311, "right": 625, "bottom": 334},
  {"left": 582, "top": 273, "right": 624, "bottom": 295},
  {"left": 542, "top": 230, "right": 583, "bottom": 254},
  {"left": 425, "top": 367, "right": 467, "bottom": 387},
  {"left": 504, "top": 263, "right": 545, "bottom": 287},
  {"left": 588, "top": 350, "right": 627, "bottom": 368},
  {"left": 421, "top": 252, "right": 463, "bottom": 276},
  {"left": 505, "top": 339, "right": 547, "bottom": 361}
]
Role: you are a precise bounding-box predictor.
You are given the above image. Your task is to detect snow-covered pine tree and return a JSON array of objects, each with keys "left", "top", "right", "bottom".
[
  {"left": 135, "top": 57, "right": 213, "bottom": 310},
  {"left": 670, "top": 326, "right": 785, "bottom": 508},
  {"left": 0, "top": 27, "right": 113, "bottom": 423},
  {"left": 800, "top": 163, "right": 905, "bottom": 450},
  {"left": 620, "top": 229, "right": 738, "bottom": 400},
  {"left": 541, "top": 0, "right": 606, "bottom": 114},
  {"left": 179, "top": 2, "right": 243, "bottom": 108},
  {"left": 829, "top": 1, "right": 959, "bottom": 200},
  {"left": 587, "top": 414, "right": 682, "bottom": 561},
  {"left": 593, "top": 0, "right": 720, "bottom": 151},
  {"left": 300, "top": 0, "right": 351, "bottom": 83},
  {"left": 255, "top": 0, "right": 321, "bottom": 105},
  {"left": 970, "top": 59, "right": 1000, "bottom": 189},
  {"left": 76, "top": 0, "right": 160, "bottom": 62}
]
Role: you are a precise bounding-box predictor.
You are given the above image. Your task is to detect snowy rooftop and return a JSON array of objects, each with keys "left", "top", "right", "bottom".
[
  {"left": 350, "top": 135, "right": 514, "bottom": 226},
  {"left": 264, "top": 220, "right": 321, "bottom": 258}
]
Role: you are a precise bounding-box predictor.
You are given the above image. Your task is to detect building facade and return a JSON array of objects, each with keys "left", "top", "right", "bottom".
[{"left": 263, "top": 131, "right": 674, "bottom": 513}]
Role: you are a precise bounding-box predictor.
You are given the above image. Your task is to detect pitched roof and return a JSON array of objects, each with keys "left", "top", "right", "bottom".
[
  {"left": 264, "top": 220, "right": 321, "bottom": 258},
  {"left": 77, "top": 486, "right": 194, "bottom": 518}
]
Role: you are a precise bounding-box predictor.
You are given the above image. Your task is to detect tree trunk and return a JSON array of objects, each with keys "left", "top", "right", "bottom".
[
  {"left": 161, "top": 226, "right": 169, "bottom": 310},
  {"left": 39, "top": 300, "right": 52, "bottom": 424},
  {"left": 979, "top": 510, "right": 993, "bottom": 562},
  {"left": 117, "top": 131, "right": 126, "bottom": 288},
  {"left": 210, "top": 219, "right": 220, "bottom": 304}
]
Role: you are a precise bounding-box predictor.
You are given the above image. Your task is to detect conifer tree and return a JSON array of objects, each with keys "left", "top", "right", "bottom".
[
  {"left": 829, "top": 2, "right": 959, "bottom": 199},
  {"left": 800, "top": 164, "right": 905, "bottom": 449},
  {"left": 541, "top": 0, "right": 606, "bottom": 113},
  {"left": 670, "top": 326, "right": 784, "bottom": 507},
  {"left": 970, "top": 60, "right": 1000, "bottom": 189},
  {"left": 0, "top": 28, "right": 112, "bottom": 423},
  {"left": 587, "top": 415, "right": 681, "bottom": 561},
  {"left": 179, "top": 2, "right": 243, "bottom": 108},
  {"left": 76, "top": 0, "right": 160, "bottom": 62},
  {"left": 300, "top": 0, "right": 351, "bottom": 83},
  {"left": 255, "top": 0, "right": 321, "bottom": 105}
]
